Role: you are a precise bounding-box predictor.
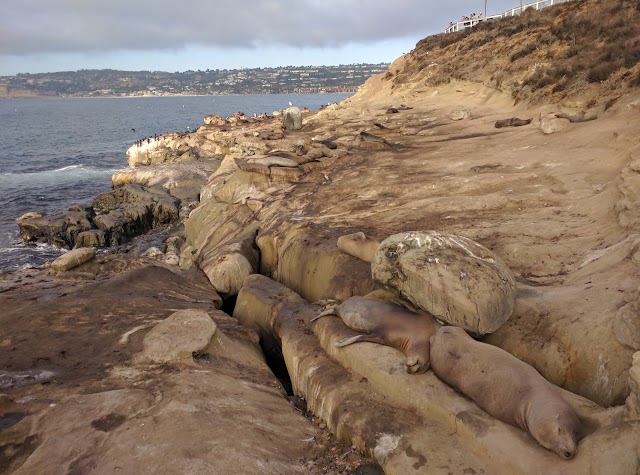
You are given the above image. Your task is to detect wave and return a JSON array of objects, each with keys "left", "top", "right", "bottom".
[
  {"left": 0, "top": 165, "right": 120, "bottom": 187},
  {"left": 0, "top": 239, "right": 64, "bottom": 272},
  {"left": 53, "top": 164, "right": 84, "bottom": 172}
]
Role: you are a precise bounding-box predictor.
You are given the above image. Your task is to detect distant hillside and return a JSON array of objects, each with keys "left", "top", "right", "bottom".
[
  {"left": 0, "top": 64, "right": 389, "bottom": 98},
  {"left": 380, "top": 0, "right": 640, "bottom": 106}
]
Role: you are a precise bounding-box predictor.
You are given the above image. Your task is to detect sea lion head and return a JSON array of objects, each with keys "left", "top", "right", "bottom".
[{"left": 535, "top": 409, "right": 581, "bottom": 460}]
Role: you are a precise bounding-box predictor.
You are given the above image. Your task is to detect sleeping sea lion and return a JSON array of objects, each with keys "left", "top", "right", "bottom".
[
  {"left": 494, "top": 117, "right": 533, "bottom": 128},
  {"left": 311, "top": 296, "right": 439, "bottom": 374},
  {"left": 429, "top": 326, "right": 581, "bottom": 459},
  {"left": 337, "top": 232, "right": 380, "bottom": 263}
]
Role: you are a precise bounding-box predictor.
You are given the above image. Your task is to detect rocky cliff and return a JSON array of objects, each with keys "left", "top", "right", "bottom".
[{"left": 4, "top": 0, "right": 640, "bottom": 473}]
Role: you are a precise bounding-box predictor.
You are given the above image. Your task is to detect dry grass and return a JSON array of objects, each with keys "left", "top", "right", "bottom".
[{"left": 396, "top": 0, "right": 640, "bottom": 102}]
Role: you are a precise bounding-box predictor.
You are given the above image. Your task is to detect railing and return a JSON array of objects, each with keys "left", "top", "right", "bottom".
[{"left": 445, "top": 0, "right": 571, "bottom": 33}]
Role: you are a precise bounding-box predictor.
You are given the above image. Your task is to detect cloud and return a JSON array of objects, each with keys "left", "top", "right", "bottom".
[{"left": 0, "top": 0, "right": 518, "bottom": 55}]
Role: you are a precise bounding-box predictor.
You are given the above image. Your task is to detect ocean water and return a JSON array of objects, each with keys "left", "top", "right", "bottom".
[{"left": 0, "top": 93, "right": 350, "bottom": 272}]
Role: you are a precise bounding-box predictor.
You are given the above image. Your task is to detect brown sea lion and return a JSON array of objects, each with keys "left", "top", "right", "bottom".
[
  {"left": 429, "top": 326, "right": 581, "bottom": 459},
  {"left": 311, "top": 296, "right": 440, "bottom": 373},
  {"left": 336, "top": 232, "right": 380, "bottom": 263},
  {"left": 494, "top": 117, "right": 533, "bottom": 128},
  {"left": 553, "top": 110, "right": 597, "bottom": 123}
]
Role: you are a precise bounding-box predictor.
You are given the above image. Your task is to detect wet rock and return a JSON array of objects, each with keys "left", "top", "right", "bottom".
[
  {"left": 16, "top": 209, "right": 94, "bottom": 248},
  {"left": 50, "top": 248, "right": 96, "bottom": 272},
  {"left": 371, "top": 231, "right": 516, "bottom": 334},
  {"left": 76, "top": 230, "right": 107, "bottom": 248}
]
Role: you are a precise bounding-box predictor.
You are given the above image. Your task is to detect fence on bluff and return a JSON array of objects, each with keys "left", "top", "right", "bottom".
[{"left": 445, "top": 0, "right": 572, "bottom": 33}]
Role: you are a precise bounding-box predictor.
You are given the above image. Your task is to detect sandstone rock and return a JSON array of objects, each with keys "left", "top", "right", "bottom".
[
  {"left": 282, "top": 106, "right": 303, "bottom": 130},
  {"left": 16, "top": 209, "right": 94, "bottom": 248},
  {"left": 628, "top": 352, "right": 640, "bottom": 417},
  {"left": 371, "top": 231, "right": 516, "bottom": 334},
  {"left": 450, "top": 107, "right": 470, "bottom": 120},
  {"left": 76, "top": 230, "right": 106, "bottom": 248},
  {"left": 198, "top": 234, "right": 259, "bottom": 296},
  {"left": 204, "top": 114, "right": 226, "bottom": 126},
  {"left": 256, "top": 222, "right": 376, "bottom": 302},
  {"left": 138, "top": 309, "right": 216, "bottom": 365},
  {"left": 615, "top": 298, "right": 640, "bottom": 350},
  {"left": 540, "top": 115, "right": 570, "bottom": 134},
  {"left": 50, "top": 248, "right": 96, "bottom": 272}
]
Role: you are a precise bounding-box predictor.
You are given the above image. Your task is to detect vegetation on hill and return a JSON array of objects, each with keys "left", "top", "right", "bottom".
[
  {"left": 387, "top": 0, "right": 640, "bottom": 104},
  {"left": 0, "top": 64, "right": 389, "bottom": 98}
]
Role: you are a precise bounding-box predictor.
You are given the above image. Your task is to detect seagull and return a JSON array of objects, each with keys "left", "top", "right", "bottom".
[
  {"left": 131, "top": 128, "right": 136, "bottom": 132},
  {"left": 288, "top": 101, "right": 293, "bottom": 107}
]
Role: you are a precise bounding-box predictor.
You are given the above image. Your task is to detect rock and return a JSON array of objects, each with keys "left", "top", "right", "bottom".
[
  {"left": 282, "top": 106, "right": 303, "bottom": 130},
  {"left": 199, "top": 234, "right": 259, "bottom": 296},
  {"left": 628, "top": 352, "right": 640, "bottom": 417},
  {"left": 615, "top": 298, "right": 640, "bottom": 350},
  {"left": 50, "top": 248, "right": 96, "bottom": 272},
  {"left": 371, "top": 231, "right": 516, "bottom": 334},
  {"left": 141, "top": 246, "right": 164, "bottom": 260},
  {"left": 76, "top": 230, "right": 107, "bottom": 248},
  {"left": 540, "top": 114, "right": 570, "bottom": 134},
  {"left": 137, "top": 309, "right": 216, "bottom": 365},
  {"left": 204, "top": 114, "right": 226, "bottom": 126},
  {"left": 16, "top": 209, "right": 94, "bottom": 248},
  {"left": 450, "top": 107, "right": 470, "bottom": 120}
]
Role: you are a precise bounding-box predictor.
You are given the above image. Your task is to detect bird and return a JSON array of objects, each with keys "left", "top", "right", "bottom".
[
  {"left": 131, "top": 128, "right": 136, "bottom": 132},
  {"left": 288, "top": 101, "right": 293, "bottom": 107}
]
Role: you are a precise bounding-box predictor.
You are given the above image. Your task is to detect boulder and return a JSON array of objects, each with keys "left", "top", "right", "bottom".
[
  {"left": 76, "top": 230, "right": 107, "bottom": 248},
  {"left": 540, "top": 114, "right": 570, "bottom": 134},
  {"left": 50, "top": 248, "right": 96, "bottom": 272},
  {"left": 137, "top": 309, "right": 216, "bottom": 365},
  {"left": 450, "top": 107, "right": 470, "bottom": 120},
  {"left": 282, "top": 106, "right": 302, "bottom": 130},
  {"left": 371, "top": 231, "right": 516, "bottom": 334}
]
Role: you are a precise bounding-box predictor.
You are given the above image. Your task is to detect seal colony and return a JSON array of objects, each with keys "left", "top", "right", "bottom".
[{"left": 328, "top": 230, "right": 581, "bottom": 458}]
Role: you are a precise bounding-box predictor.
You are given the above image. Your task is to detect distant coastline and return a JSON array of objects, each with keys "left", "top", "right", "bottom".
[{"left": 0, "top": 63, "right": 388, "bottom": 98}]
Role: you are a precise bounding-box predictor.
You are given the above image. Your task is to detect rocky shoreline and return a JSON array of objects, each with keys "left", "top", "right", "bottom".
[{"left": 4, "top": 29, "right": 640, "bottom": 473}]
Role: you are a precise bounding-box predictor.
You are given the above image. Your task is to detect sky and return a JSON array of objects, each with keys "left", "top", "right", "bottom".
[{"left": 0, "top": 0, "right": 521, "bottom": 76}]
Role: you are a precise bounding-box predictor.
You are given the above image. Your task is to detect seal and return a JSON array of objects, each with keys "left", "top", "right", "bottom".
[
  {"left": 337, "top": 232, "right": 380, "bottom": 263},
  {"left": 553, "top": 110, "right": 597, "bottom": 123},
  {"left": 311, "top": 296, "right": 439, "bottom": 373},
  {"left": 429, "top": 326, "right": 581, "bottom": 459},
  {"left": 494, "top": 117, "right": 533, "bottom": 128}
]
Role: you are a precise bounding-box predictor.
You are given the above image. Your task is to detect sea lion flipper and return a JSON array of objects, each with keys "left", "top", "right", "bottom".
[
  {"left": 335, "top": 334, "right": 384, "bottom": 348},
  {"left": 311, "top": 306, "right": 338, "bottom": 322}
]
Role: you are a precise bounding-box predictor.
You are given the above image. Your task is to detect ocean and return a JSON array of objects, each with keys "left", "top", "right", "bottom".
[{"left": 0, "top": 93, "right": 350, "bottom": 272}]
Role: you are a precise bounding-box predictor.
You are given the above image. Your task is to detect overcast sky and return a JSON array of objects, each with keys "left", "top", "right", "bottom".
[{"left": 0, "top": 0, "right": 520, "bottom": 75}]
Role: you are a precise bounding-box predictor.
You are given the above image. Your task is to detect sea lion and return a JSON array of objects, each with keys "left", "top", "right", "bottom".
[
  {"left": 337, "top": 232, "right": 381, "bottom": 263},
  {"left": 494, "top": 117, "right": 533, "bottom": 128},
  {"left": 311, "top": 296, "right": 440, "bottom": 373},
  {"left": 553, "top": 110, "right": 597, "bottom": 123},
  {"left": 357, "top": 131, "right": 391, "bottom": 147},
  {"left": 252, "top": 156, "right": 299, "bottom": 168},
  {"left": 429, "top": 326, "right": 581, "bottom": 459}
]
